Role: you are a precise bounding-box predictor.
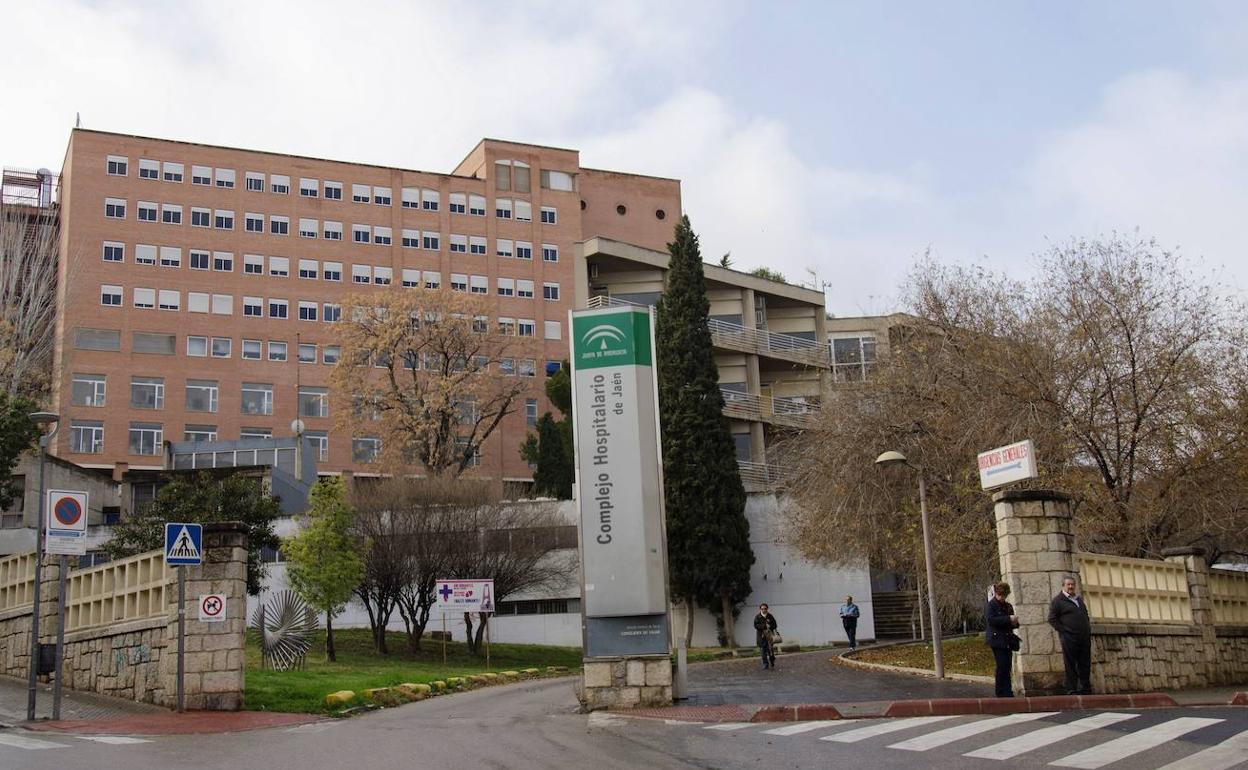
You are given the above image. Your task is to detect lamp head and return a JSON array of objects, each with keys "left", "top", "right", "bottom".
[
  {"left": 874, "top": 450, "right": 908, "bottom": 468},
  {"left": 29, "top": 411, "right": 59, "bottom": 426}
]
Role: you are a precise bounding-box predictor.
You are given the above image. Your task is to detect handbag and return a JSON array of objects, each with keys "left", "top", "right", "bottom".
[
  {"left": 769, "top": 630, "right": 783, "bottom": 645},
  {"left": 1008, "top": 633, "right": 1021, "bottom": 652}
]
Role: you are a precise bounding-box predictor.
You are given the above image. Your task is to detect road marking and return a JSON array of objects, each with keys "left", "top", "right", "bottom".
[
  {"left": 0, "top": 733, "right": 69, "bottom": 750},
  {"left": 762, "top": 720, "right": 842, "bottom": 736},
  {"left": 77, "top": 736, "right": 154, "bottom": 745},
  {"left": 964, "top": 712, "right": 1139, "bottom": 760},
  {"left": 820, "top": 716, "right": 958, "bottom": 743},
  {"left": 665, "top": 720, "right": 704, "bottom": 726},
  {"left": 283, "top": 722, "right": 341, "bottom": 734},
  {"left": 703, "top": 722, "right": 756, "bottom": 731},
  {"left": 1154, "top": 728, "right": 1248, "bottom": 770},
  {"left": 1050, "top": 717, "right": 1225, "bottom": 769},
  {"left": 888, "top": 712, "right": 1058, "bottom": 751}
]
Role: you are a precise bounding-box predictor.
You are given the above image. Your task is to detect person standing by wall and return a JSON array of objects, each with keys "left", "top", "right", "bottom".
[
  {"left": 1048, "top": 574, "right": 1093, "bottom": 695},
  {"left": 839, "top": 595, "right": 861, "bottom": 650},
  {"left": 753, "top": 603, "right": 778, "bottom": 670},
  {"left": 984, "top": 581, "right": 1020, "bottom": 697}
]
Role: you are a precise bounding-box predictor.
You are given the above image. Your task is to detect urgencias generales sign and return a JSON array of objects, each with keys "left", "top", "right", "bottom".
[
  {"left": 977, "top": 439, "right": 1038, "bottom": 490},
  {"left": 570, "top": 306, "right": 671, "bottom": 658}
]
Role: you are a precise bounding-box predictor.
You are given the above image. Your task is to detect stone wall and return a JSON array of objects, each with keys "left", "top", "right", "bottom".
[
  {"left": 579, "top": 656, "right": 672, "bottom": 710},
  {"left": 0, "top": 522, "right": 248, "bottom": 710}
]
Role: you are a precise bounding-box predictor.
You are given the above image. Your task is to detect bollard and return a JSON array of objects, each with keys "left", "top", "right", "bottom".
[{"left": 674, "top": 638, "right": 689, "bottom": 700}]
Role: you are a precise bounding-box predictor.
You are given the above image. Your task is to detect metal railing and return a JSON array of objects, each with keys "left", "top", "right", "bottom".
[
  {"left": 1076, "top": 552, "right": 1192, "bottom": 624},
  {"left": 737, "top": 460, "right": 789, "bottom": 491},
  {"left": 720, "top": 388, "right": 819, "bottom": 428},
  {"left": 1210, "top": 568, "right": 1248, "bottom": 626},
  {"left": 0, "top": 552, "right": 36, "bottom": 613},
  {"left": 65, "top": 549, "right": 169, "bottom": 632},
  {"left": 585, "top": 295, "right": 644, "bottom": 310}
]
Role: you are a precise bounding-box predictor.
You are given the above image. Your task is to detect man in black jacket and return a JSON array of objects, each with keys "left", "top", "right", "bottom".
[{"left": 1048, "top": 575, "right": 1093, "bottom": 694}]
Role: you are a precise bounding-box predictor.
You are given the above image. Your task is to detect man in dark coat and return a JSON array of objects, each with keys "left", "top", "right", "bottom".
[
  {"left": 1048, "top": 575, "right": 1093, "bottom": 695},
  {"left": 985, "top": 582, "right": 1020, "bottom": 697}
]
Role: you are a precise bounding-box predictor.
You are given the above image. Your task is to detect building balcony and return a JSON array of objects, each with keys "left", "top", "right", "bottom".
[
  {"left": 737, "top": 460, "right": 789, "bottom": 493},
  {"left": 720, "top": 388, "right": 818, "bottom": 429}
]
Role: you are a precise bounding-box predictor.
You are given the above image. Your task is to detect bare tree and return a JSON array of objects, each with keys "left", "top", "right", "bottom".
[
  {"left": 349, "top": 481, "right": 411, "bottom": 654},
  {"left": 0, "top": 203, "right": 62, "bottom": 398}
]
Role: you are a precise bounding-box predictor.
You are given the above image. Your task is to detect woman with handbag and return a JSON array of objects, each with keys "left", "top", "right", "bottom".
[
  {"left": 985, "top": 581, "right": 1021, "bottom": 697},
  {"left": 753, "top": 604, "right": 779, "bottom": 670}
]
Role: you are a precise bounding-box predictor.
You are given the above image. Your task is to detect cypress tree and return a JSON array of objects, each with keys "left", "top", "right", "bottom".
[
  {"left": 656, "top": 215, "right": 753, "bottom": 648},
  {"left": 532, "top": 412, "right": 573, "bottom": 499}
]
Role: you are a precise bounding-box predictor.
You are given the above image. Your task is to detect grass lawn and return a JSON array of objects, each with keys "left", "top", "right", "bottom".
[
  {"left": 851, "top": 635, "right": 994, "bottom": 677},
  {"left": 245, "top": 628, "right": 581, "bottom": 714}
]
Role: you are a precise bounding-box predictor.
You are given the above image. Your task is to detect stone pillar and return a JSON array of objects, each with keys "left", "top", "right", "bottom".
[
  {"left": 994, "top": 489, "right": 1076, "bottom": 696},
  {"left": 580, "top": 655, "right": 672, "bottom": 710},
  {"left": 1162, "top": 546, "right": 1217, "bottom": 685}
]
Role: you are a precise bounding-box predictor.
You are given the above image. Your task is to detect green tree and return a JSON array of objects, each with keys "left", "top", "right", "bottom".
[
  {"left": 0, "top": 393, "right": 39, "bottom": 510},
  {"left": 283, "top": 477, "right": 362, "bottom": 662},
  {"left": 749, "top": 266, "right": 786, "bottom": 283},
  {"left": 520, "top": 361, "right": 574, "bottom": 499},
  {"left": 106, "top": 473, "right": 282, "bottom": 594},
  {"left": 656, "top": 215, "right": 753, "bottom": 648}
]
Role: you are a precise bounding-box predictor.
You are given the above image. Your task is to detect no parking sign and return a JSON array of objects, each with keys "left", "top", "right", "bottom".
[{"left": 45, "top": 489, "right": 88, "bottom": 556}]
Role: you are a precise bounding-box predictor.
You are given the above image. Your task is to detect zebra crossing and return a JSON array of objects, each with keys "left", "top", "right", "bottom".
[
  {"left": 677, "top": 711, "right": 1248, "bottom": 768},
  {"left": 0, "top": 731, "right": 152, "bottom": 753}
]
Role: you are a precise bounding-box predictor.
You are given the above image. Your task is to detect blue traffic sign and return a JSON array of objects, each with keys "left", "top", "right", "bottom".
[{"left": 164, "top": 523, "right": 203, "bottom": 565}]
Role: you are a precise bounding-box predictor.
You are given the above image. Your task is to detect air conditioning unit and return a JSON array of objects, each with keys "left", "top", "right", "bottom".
[{"left": 588, "top": 264, "right": 599, "bottom": 279}]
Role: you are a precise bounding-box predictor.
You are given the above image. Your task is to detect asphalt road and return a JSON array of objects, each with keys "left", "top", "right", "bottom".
[{"left": 2, "top": 675, "right": 1246, "bottom": 770}]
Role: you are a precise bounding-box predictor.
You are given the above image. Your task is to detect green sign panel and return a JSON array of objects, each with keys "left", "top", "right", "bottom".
[{"left": 572, "top": 309, "right": 653, "bottom": 370}]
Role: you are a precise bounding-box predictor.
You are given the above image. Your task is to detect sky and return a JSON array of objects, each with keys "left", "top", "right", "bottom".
[{"left": 4, "top": 0, "right": 1248, "bottom": 315}]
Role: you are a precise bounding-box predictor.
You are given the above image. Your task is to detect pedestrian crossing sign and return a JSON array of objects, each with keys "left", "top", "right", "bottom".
[{"left": 164, "top": 523, "right": 203, "bottom": 565}]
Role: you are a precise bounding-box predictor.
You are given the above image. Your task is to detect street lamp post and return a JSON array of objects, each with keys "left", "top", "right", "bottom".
[
  {"left": 26, "top": 411, "right": 59, "bottom": 721},
  {"left": 875, "top": 450, "right": 944, "bottom": 680}
]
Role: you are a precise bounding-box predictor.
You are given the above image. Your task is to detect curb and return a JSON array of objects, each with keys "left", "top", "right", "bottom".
[
  {"left": 882, "top": 692, "right": 1177, "bottom": 717},
  {"left": 1233, "top": 692, "right": 1247, "bottom": 706},
  {"left": 834, "top": 652, "right": 994, "bottom": 685}
]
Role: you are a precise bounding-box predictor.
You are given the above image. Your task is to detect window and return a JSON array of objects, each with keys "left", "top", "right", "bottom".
[
  {"left": 158, "top": 289, "right": 180, "bottom": 311},
  {"left": 525, "top": 398, "right": 538, "bottom": 427},
  {"left": 542, "top": 244, "right": 558, "bottom": 262},
  {"left": 374, "top": 226, "right": 392, "bottom": 245},
  {"left": 323, "top": 345, "right": 341, "bottom": 364},
  {"left": 543, "top": 282, "right": 560, "bottom": 300},
  {"left": 214, "top": 210, "right": 234, "bottom": 230},
  {"left": 497, "top": 278, "right": 514, "bottom": 297},
  {"left": 324, "top": 220, "right": 343, "bottom": 240},
  {"left": 469, "top": 236, "right": 487, "bottom": 255},
  {"left": 184, "top": 425, "right": 217, "bottom": 443},
  {"left": 212, "top": 294, "right": 233, "bottom": 315},
  {"left": 245, "top": 212, "right": 264, "bottom": 232},
  {"left": 470, "top": 315, "right": 487, "bottom": 334},
  {"left": 540, "top": 169, "right": 575, "bottom": 191},
  {"left": 188, "top": 292, "right": 209, "bottom": 313},
  {"left": 495, "top": 160, "right": 512, "bottom": 191},
  {"left": 207, "top": 251, "right": 231, "bottom": 272},
  {"left": 135, "top": 244, "right": 157, "bottom": 265},
  {"left": 163, "top": 162, "right": 184, "bottom": 183},
  {"left": 139, "top": 159, "right": 159, "bottom": 179},
  {"left": 243, "top": 296, "right": 263, "bottom": 317},
  {"left": 270, "top": 174, "right": 290, "bottom": 194},
  {"left": 268, "top": 298, "right": 288, "bottom": 319},
  {"left": 373, "top": 187, "right": 391, "bottom": 206},
  {"left": 269, "top": 256, "right": 289, "bottom": 277},
  {"left": 495, "top": 239, "right": 514, "bottom": 258},
  {"left": 186, "top": 380, "right": 219, "bottom": 412},
  {"left": 519, "top": 358, "right": 537, "bottom": 377},
  {"left": 470, "top": 275, "right": 488, "bottom": 294},
  {"left": 100, "top": 284, "right": 122, "bottom": 306},
  {"left": 70, "top": 421, "right": 104, "bottom": 454},
  {"left": 516, "top": 242, "right": 533, "bottom": 260},
  {"left": 106, "top": 156, "right": 128, "bottom": 176},
  {"left": 544, "top": 320, "right": 562, "bottom": 340},
  {"left": 241, "top": 383, "right": 274, "bottom": 415},
  {"left": 514, "top": 161, "right": 530, "bottom": 193},
  {"left": 128, "top": 422, "right": 163, "bottom": 455},
  {"left": 72, "top": 374, "right": 107, "bottom": 407},
  {"left": 496, "top": 198, "right": 512, "bottom": 219},
  {"left": 192, "top": 165, "right": 211, "bottom": 186},
  {"left": 422, "top": 232, "right": 440, "bottom": 250},
  {"left": 243, "top": 253, "right": 263, "bottom": 274},
  {"left": 137, "top": 201, "right": 157, "bottom": 222},
  {"left": 323, "top": 261, "right": 342, "bottom": 281},
  {"left": 401, "top": 187, "right": 420, "bottom": 208},
  {"left": 517, "top": 279, "right": 534, "bottom": 299},
  {"left": 497, "top": 317, "right": 515, "bottom": 336},
  {"left": 540, "top": 206, "right": 557, "bottom": 225},
  {"left": 352, "top": 437, "right": 381, "bottom": 463},
  {"left": 299, "top": 218, "right": 317, "bottom": 238},
  {"left": 161, "top": 204, "right": 182, "bottom": 224},
  {"left": 298, "top": 301, "right": 318, "bottom": 321},
  {"left": 423, "top": 271, "right": 441, "bottom": 289},
  {"left": 324, "top": 180, "right": 343, "bottom": 200},
  {"left": 74, "top": 328, "right": 121, "bottom": 351},
  {"left": 518, "top": 319, "right": 535, "bottom": 337},
  {"left": 353, "top": 224, "right": 370, "bottom": 244},
  {"left": 299, "top": 178, "right": 318, "bottom": 197},
  {"left": 352, "top": 264, "right": 371, "bottom": 284},
  {"left": 102, "top": 241, "right": 124, "bottom": 262},
  {"left": 307, "top": 431, "right": 329, "bottom": 461},
  {"left": 422, "top": 189, "right": 439, "bottom": 211},
  {"left": 298, "top": 258, "right": 318, "bottom": 279},
  {"left": 270, "top": 215, "right": 289, "bottom": 236},
  {"left": 469, "top": 194, "right": 486, "bottom": 216},
  {"left": 402, "top": 229, "right": 420, "bottom": 248},
  {"left": 352, "top": 184, "right": 370, "bottom": 203},
  {"left": 298, "top": 343, "right": 317, "bottom": 363},
  {"left": 210, "top": 337, "right": 232, "bottom": 358},
  {"left": 187, "top": 336, "right": 208, "bottom": 357},
  {"left": 515, "top": 200, "right": 532, "bottom": 222},
  {"left": 241, "top": 339, "right": 261, "bottom": 360},
  {"left": 191, "top": 207, "right": 210, "bottom": 227},
  {"left": 499, "top": 357, "right": 515, "bottom": 375},
  {"left": 105, "top": 198, "right": 126, "bottom": 219},
  {"left": 133, "top": 287, "right": 155, "bottom": 309},
  {"left": 831, "top": 336, "right": 878, "bottom": 383},
  {"left": 373, "top": 266, "right": 392, "bottom": 285},
  {"left": 246, "top": 171, "right": 265, "bottom": 192},
  {"left": 299, "top": 387, "right": 329, "bottom": 418},
  {"left": 450, "top": 273, "right": 467, "bottom": 292},
  {"left": 241, "top": 427, "right": 272, "bottom": 439},
  {"left": 401, "top": 268, "right": 419, "bottom": 288},
  {"left": 130, "top": 377, "right": 165, "bottom": 409},
  {"left": 215, "top": 168, "right": 236, "bottom": 188},
  {"left": 450, "top": 234, "right": 467, "bottom": 253},
  {"left": 449, "top": 192, "right": 466, "bottom": 213},
  {"left": 268, "top": 341, "right": 287, "bottom": 361}
]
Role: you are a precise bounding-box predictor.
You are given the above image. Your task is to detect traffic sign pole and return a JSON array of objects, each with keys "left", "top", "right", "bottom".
[
  {"left": 177, "top": 565, "right": 185, "bottom": 713},
  {"left": 52, "top": 553, "right": 68, "bottom": 720},
  {"left": 26, "top": 440, "right": 48, "bottom": 721},
  {"left": 441, "top": 613, "right": 447, "bottom": 666}
]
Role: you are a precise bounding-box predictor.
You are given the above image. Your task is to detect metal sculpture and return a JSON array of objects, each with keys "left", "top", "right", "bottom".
[{"left": 250, "top": 590, "right": 319, "bottom": 671}]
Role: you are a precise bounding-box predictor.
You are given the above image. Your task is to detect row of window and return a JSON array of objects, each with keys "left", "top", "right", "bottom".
[{"left": 68, "top": 419, "right": 364, "bottom": 461}]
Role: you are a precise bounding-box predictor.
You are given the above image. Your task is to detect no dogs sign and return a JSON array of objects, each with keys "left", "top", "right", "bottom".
[{"left": 198, "top": 594, "right": 227, "bottom": 623}]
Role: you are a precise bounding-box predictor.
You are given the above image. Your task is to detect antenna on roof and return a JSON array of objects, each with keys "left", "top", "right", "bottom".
[{"left": 75, "top": 112, "right": 81, "bottom": 128}]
